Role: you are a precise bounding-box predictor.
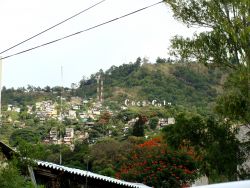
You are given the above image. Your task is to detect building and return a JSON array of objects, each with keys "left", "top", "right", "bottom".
[
  {"left": 68, "top": 110, "right": 76, "bottom": 119},
  {"left": 64, "top": 128, "right": 74, "bottom": 145},
  {"left": 49, "top": 127, "right": 58, "bottom": 144}
]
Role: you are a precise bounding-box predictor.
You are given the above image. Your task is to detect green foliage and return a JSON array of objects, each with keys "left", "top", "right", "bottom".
[
  {"left": 164, "top": 0, "right": 250, "bottom": 123},
  {"left": 215, "top": 69, "right": 250, "bottom": 124},
  {"left": 149, "top": 117, "right": 159, "bottom": 130},
  {"left": 0, "top": 163, "right": 35, "bottom": 188},
  {"left": 162, "top": 1, "right": 250, "bottom": 181},
  {"left": 165, "top": 0, "right": 250, "bottom": 69},
  {"left": 132, "top": 116, "right": 147, "bottom": 137},
  {"left": 156, "top": 57, "right": 173, "bottom": 64},
  {"left": 76, "top": 59, "right": 223, "bottom": 114},
  {"left": 2, "top": 86, "right": 54, "bottom": 106},
  {"left": 9, "top": 129, "right": 41, "bottom": 146},
  {"left": 61, "top": 142, "right": 89, "bottom": 169},
  {"left": 90, "top": 138, "right": 132, "bottom": 175},
  {"left": 163, "top": 113, "right": 246, "bottom": 181},
  {"left": 98, "top": 167, "right": 116, "bottom": 177}
]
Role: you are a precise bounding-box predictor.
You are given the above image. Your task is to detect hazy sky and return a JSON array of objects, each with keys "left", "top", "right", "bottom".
[{"left": 0, "top": 0, "right": 197, "bottom": 88}]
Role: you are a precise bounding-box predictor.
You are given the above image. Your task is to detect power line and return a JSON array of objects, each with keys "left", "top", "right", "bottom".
[
  {"left": 0, "top": 1, "right": 164, "bottom": 60},
  {"left": 0, "top": 0, "right": 106, "bottom": 55}
]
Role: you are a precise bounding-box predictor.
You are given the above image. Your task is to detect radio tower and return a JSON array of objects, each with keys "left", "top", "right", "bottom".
[
  {"left": 96, "top": 75, "right": 100, "bottom": 102},
  {"left": 96, "top": 75, "right": 104, "bottom": 103},
  {"left": 100, "top": 78, "right": 104, "bottom": 103},
  {"left": 0, "top": 58, "right": 2, "bottom": 126}
]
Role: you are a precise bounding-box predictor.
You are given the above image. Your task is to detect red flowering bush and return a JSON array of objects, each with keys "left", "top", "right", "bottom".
[{"left": 116, "top": 137, "right": 199, "bottom": 188}]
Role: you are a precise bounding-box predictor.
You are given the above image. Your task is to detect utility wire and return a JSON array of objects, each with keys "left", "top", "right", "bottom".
[
  {"left": 0, "top": 1, "right": 164, "bottom": 60},
  {"left": 0, "top": 0, "right": 106, "bottom": 55}
]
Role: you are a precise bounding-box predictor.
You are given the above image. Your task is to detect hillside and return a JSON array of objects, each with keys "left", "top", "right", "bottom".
[{"left": 76, "top": 58, "right": 225, "bottom": 112}]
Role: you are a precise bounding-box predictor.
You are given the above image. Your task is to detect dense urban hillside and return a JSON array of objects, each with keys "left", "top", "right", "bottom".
[{"left": 76, "top": 58, "right": 225, "bottom": 112}]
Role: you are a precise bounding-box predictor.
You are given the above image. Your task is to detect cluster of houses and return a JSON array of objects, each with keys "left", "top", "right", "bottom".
[
  {"left": 35, "top": 100, "right": 58, "bottom": 120},
  {"left": 6, "top": 97, "right": 104, "bottom": 122},
  {"left": 5, "top": 97, "right": 176, "bottom": 147},
  {"left": 44, "top": 126, "right": 90, "bottom": 149},
  {"left": 125, "top": 117, "right": 175, "bottom": 128}
]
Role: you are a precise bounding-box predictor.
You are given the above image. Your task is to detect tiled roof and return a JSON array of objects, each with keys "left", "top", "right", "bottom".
[{"left": 36, "top": 160, "right": 151, "bottom": 188}]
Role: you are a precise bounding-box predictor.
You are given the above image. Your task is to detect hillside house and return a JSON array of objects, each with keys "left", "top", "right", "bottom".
[
  {"left": 68, "top": 110, "right": 76, "bottom": 119},
  {"left": 159, "top": 117, "right": 175, "bottom": 127},
  {"left": 49, "top": 127, "right": 58, "bottom": 144},
  {"left": 64, "top": 128, "right": 74, "bottom": 145},
  {"left": 7, "top": 104, "right": 21, "bottom": 113}
]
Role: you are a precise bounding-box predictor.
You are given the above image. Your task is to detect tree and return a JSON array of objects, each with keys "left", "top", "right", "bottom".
[
  {"left": 215, "top": 69, "right": 250, "bottom": 124},
  {"left": 90, "top": 139, "right": 133, "bottom": 176},
  {"left": 116, "top": 137, "right": 199, "bottom": 188},
  {"left": 156, "top": 57, "right": 173, "bottom": 64},
  {"left": 9, "top": 129, "right": 41, "bottom": 146},
  {"left": 43, "top": 86, "right": 51, "bottom": 92},
  {"left": 163, "top": 113, "right": 246, "bottom": 182},
  {"left": 149, "top": 117, "right": 159, "bottom": 130},
  {"left": 0, "top": 163, "right": 35, "bottom": 188},
  {"left": 132, "top": 115, "right": 147, "bottom": 137},
  {"left": 164, "top": 1, "right": 250, "bottom": 180},
  {"left": 165, "top": 0, "right": 250, "bottom": 122},
  {"left": 165, "top": 0, "right": 250, "bottom": 69}
]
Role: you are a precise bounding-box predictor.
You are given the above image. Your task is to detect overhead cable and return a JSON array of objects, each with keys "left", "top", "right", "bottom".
[
  {"left": 0, "top": 0, "right": 106, "bottom": 55},
  {"left": 1, "top": 1, "right": 163, "bottom": 60}
]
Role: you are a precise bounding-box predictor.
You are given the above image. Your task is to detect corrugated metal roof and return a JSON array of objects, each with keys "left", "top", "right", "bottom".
[{"left": 36, "top": 160, "right": 151, "bottom": 188}]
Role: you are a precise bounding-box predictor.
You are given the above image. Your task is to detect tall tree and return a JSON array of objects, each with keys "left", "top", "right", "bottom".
[
  {"left": 163, "top": 113, "right": 246, "bottom": 182},
  {"left": 116, "top": 137, "right": 199, "bottom": 188},
  {"left": 164, "top": 0, "right": 250, "bottom": 122},
  {"left": 165, "top": 0, "right": 250, "bottom": 68},
  {"left": 132, "top": 115, "right": 147, "bottom": 137}
]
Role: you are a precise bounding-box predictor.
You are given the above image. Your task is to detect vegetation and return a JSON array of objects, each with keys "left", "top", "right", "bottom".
[
  {"left": 0, "top": 0, "right": 249, "bottom": 186},
  {"left": 76, "top": 59, "right": 224, "bottom": 114},
  {"left": 164, "top": 0, "right": 250, "bottom": 123},
  {"left": 163, "top": 0, "right": 250, "bottom": 182},
  {"left": 116, "top": 137, "right": 199, "bottom": 188},
  {"left": 0, "top": 163, "right": 35, "bottom": 188},
  {"left": 163, "top": 113, "right": 246, "bottom": 182}
]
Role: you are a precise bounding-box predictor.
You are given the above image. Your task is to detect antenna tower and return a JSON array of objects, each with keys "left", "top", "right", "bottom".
[
  {"left": 96, "top": 75, "right": 104, "bottom": 103},
  {"left": 96, "top": 75, "right": 100, "bottom": 101},
  {"left": 100, "top": 78, "right": 104, "bottom": 103},
  {"left": 0, "top": 59, "right": 2, "bottom": 126},
  {"left": 59, "top": 66, "right": 63, "bottom": 165}
]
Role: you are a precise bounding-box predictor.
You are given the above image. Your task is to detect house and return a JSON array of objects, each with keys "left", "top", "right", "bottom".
[
  {"left": 70, "top": 97, "right": 82, "bottom": 106},
  {"left": 49, "top": 127, "right": 58, "bottom": 144},
  {"left": 79, "top": 112, "right": 88, "bottom": 119},
  {"left": 167, "top": 117, "right": 175, "bottom": 125},
  {"left": 127, "top": 118, "right": 138, "bottom": 126},
  {"left": 159, "top": 117, "right": 175, "bottom": 127},
  {"left": 85, "top": 122, "right": 95, "bottom": 127},
  {"left": 7, "top": 105, "right": 21, "bottom": 113},
  {"left": 7, "top": 104, "right": 13, "bottom": 111},
  {"left": 83, "top": 100, "right": 89, "bottom": 104},
  {"left": 92, "top": 109, "right": 101, "bottom": 115},
  {"left": 68, "top": 110, "right": 76, "bottom": 119},
  {"left": 72, "top": 105, "right": 80, "bottom": 110},
  {"left": 159, "top": 118, "right": 168, "bottom": 127},
  {"left": 27, "top": 105, "right": 33, "bottom": 114},
  {"left": 64, "top": 128, "right": 74, "bottom": 145}
]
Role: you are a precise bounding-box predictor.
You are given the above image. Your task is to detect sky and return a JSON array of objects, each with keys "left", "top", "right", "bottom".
[{"left": 0, "top": 0, "right": 198, "bottom": 88}]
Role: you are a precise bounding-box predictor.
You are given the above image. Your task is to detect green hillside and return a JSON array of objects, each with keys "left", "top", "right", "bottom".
[{"left": 76, "top": 58, "right": 225, "bottom": 112}]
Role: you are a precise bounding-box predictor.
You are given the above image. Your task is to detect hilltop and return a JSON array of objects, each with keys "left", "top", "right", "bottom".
[
  {"left": 75, "top": 58, "right": 225, "bottom": 113},
  {"left": 2, "top": 57, "right": 226, "bottom": 114}
]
